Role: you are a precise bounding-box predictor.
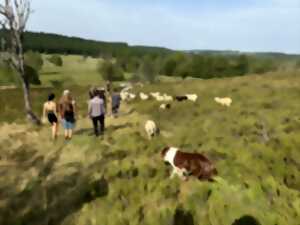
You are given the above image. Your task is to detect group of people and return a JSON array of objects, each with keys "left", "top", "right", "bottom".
[{"left": 42, "top": 85, "right": 121, "bottom": 140}]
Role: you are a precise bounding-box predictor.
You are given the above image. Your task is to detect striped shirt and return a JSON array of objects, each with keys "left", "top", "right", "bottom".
[{"left": 88, "top": 97, "right": 105, "bottom": 117}]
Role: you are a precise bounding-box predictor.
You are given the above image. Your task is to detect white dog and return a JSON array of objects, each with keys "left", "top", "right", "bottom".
[{"left": 145, "top": 120, "right": 159, "bottom": 139}]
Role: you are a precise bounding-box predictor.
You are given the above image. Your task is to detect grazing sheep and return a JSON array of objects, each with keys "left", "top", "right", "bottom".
[
  {"left": 214, "top": 97, "right": 232, "bottom": 107},
  {"left": 160, "top": 103, "right": 171, "bottom": 110},
  {"left": 150, "top": 92, "right": 160, "bottom": 98},
  {"left": 145, "top": 120, "right": 159, "bottom": 139},
  {"left": 120, "top": 91, "right": 130, "bottom": 101},
  {"left": 129, "top": 93, "right": 136, "bottom": 100},
  {"left": 140, "top": 92, "right": 149, "bottom": 100},
  {"left": 186, "top": 94, "right": 198, "bottom": 102},
  {"left": 163, "top": 94, "right": 173, "bottom": 101},
  {"left": 175, "top": 96, "right": 188, "bottom": 102},
  {"left": 156, "top": 95, "right": 165, "bottom": 102}
]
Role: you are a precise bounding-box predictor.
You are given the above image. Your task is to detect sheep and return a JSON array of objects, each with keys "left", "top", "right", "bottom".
[
  {"left": 156, "top": 95, "right": 165, "bottom": 102},
  {"left": 120, "top": 91, "right": 136, "bottom": 101},
  {"left": 186, "top": 94, "right": 198, "bottom": 102},
  {"left": 120, "top": 91, "right": 130, "bottom": 101},
  {"left": 160, "top": 103, "right": 171, "bottom": 110},
  {"left": 129, "top": 93, "right": 136, "bottom": 100},
  {"left": 150, "top": 92, "right": 160, "bottom": 98},
  {"left": 214, "top": 97, "right": 232, "bottom": 107},
  {"left": 163, "top": 94, "right": 173, "bottom": 101},
  {"left": 175, "top": 96, "right": 188, "bottom": 102},
  {"left": 140, "top": 92, "right": 149, "bottom": 100},
  {"left": 145, "top": 120, "right": 159, "bottom": 139}
]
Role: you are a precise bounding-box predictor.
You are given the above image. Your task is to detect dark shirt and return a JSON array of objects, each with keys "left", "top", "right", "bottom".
[{"left": 112, "top": 93, "right": 121, "bottom": 108}]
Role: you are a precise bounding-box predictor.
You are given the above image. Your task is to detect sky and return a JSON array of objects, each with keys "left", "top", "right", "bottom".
[{"left": 28, "top": 0, "right": 300, "bottom": 54}]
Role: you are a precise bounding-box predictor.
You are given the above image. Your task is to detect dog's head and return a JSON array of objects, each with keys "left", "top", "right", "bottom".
[{"left": 161, "top": 146, "right": 170, "bottom": 159}]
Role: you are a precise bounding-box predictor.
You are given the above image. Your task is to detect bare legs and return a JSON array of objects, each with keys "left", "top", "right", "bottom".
[
  {"left": 51, "top": 122, "right": 58, "bottom": 140},
  {"left": 64, "top": 129, "right": 73, "bottom": 140}
]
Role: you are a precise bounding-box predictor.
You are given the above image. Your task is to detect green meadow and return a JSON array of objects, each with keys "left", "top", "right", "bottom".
[{"left": 0, "top": 55, "right": 300, "bottom": 225}]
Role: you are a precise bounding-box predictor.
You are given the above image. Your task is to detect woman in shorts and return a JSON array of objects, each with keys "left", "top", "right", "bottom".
[
  {"left": 59, "top": 90, "right": 76, "bottom": 140},
  {"left": 42, "top": 93, "right": 59, "bottom": 140}
]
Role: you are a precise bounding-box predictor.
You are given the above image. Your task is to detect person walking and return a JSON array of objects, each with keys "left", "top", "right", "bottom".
[
  {"left": 88, "top": 89, "right": 106, "bottom": 136},
  {"left": 59, "top": 90, "right": 76, "bottom": 140},
  {"left": 42, "top": 93, "right": 59, "bottom": 140},
  {"left": 111, "top": 88, "right": 121, "bottom": 118}
]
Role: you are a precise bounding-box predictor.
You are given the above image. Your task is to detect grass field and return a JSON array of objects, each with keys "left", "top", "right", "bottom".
[{"left": 0, "top": 56, "right": 300, "bottom": 225}]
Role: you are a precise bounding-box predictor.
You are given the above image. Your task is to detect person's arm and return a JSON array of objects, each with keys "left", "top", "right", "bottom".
[
  {"left": 53, "top": 103, "right": 58, "bottom": 117},
  {"left": 42, "top": 103, "right": 47, "bottom": 123},
  {"left": 88, "top": 100, "right": 92, "bottom": 117},
  {"left": 59, "top": 103, "right": 64, "bottom": 119},
  {"left": 72, "top": 100, "right": 77, "bottom": 116}
]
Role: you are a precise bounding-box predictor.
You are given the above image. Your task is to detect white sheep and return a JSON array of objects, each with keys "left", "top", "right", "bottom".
[
  {"left": 156, "top": 95, "right": 165, "bottom": 102},
  {"left": 120, "top": 91, "right": 130, "bottom": 101},
  {"left": 186, "top": 94, "right": 198, "bottom": 102},
  {"left": 214, "top": 97, "right": 232, "bottom": 107},
  {"left": 163, "top": 94, "right": 173, "bottom": 101},
  {"left": 140, "top": 92, "right": 149, "bottom": 100},
  {"left": 150, "top": 92, "right": 160, "bottom": 98},
  {"left": 145, "top": 120, "right": 159, "bottom": 139},
  {"left": 129, "top": 93, "right": 136, "bottom": 100},
  {"left": 160, "top": 103, "right": 171, "bottom": 110}
]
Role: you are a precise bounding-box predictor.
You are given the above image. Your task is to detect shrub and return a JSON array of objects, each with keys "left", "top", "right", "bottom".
[
  {"left": 24, "top": 51, "right": 44, "bottom": 71},
  {"left": 138, "top": 57, "right": 157, "bottom": 83},
  {"left": 48, "top": 55, "right": 63, "bottom": 67},
  {"left": 97, "top": 60, "right": 125, "bottom": 82},
  {"left": 24, "top": 65, "right": 41, "bottom": 85}
]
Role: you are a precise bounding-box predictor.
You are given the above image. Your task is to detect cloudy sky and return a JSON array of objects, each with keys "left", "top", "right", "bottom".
[{"left": 28, "top": 0, "right": 300, "bottom": 54}]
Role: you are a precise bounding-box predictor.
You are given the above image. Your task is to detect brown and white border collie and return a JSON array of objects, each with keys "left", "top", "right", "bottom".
[{"left": 161, "top": 146, "right": 218, "bottom": 181}]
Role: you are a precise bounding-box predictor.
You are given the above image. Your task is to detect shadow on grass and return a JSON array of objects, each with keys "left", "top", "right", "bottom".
[
  {"left": 174, "top": 207, "right": 195, "bottom": 225},
  {"left": 232, "top": 215, "right": 261, "bottom": 225},
  {"left": 0, "top": 146, "right": 110, "bottom": 225}
]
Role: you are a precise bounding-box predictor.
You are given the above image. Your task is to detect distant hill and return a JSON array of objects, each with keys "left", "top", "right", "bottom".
[
  {"left": 0, "top": 31, "right": 172, "bottom": 58},
  {"left": 1, "top": 30, "right": 299, "bottom": 61},
  {"left": 187, "top": 49, "right": 300, "bottom": 60}
]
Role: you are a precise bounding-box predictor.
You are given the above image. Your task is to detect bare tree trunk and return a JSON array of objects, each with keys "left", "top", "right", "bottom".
[
  {"left": 0, "top": 0, "right": 41, "bottom": 125},
  {"left": 21, "top": 75, "right": 40, "bottom": 124}
]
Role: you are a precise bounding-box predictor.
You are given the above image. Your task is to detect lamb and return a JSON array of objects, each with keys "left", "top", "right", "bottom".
[
  {"left": 186, "top": 94, "right": 198, "bottom": 102},
  {"left": 214, "top": 97, "right": 232, "bottom": 107},
  {"left": 145, "top": 120, "right": 159, "bottom": 139},
  {"left": 140, "top": 92, "right": 149, "bottom": 100}
]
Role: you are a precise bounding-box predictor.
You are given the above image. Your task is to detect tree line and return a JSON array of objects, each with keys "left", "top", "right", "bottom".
[{"left": 1, "top": 30, "right": 299, "bottom": 85}]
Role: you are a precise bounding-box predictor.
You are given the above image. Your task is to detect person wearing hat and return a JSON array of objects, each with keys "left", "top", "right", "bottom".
[{"left": 59, "top": 90, "right": 76, "bottom": 140}]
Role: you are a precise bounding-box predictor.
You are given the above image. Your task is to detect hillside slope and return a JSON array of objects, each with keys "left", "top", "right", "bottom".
[{"left": 0, "top": 71, "right": 300, "bottom": 225}]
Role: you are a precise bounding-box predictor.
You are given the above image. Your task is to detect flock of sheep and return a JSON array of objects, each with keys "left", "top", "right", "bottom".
[
  {"left": 119, "top": 84, "right": 233, "bottom": 139},
  {"left": 120, "top": 85, "right": 232, "bottom": 108}
]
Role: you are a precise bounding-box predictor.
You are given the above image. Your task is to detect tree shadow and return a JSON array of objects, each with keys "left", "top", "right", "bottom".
[
  {"left": 0, "top": 146, "right": 110, "bottom": 225},
  {"left": 173, "top": 207, "right": 195, "bottom": 225},
  {"left": 109, "top": 123, "right": 133, "bottom": 131},
  {"left": 232, "top": 215, "right": 261, "bottom": 225},
  {"left": 40, "top": 72, "right": 59, "bottom": 75},
  {"left": 74, "top": 128, "right": 94, "bottom": 136}
]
